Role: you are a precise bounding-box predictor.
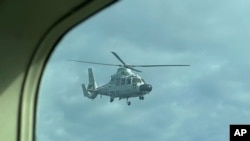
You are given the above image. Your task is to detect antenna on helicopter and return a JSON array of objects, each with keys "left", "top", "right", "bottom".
[{"left": 68, "top": 51, "right": 190, "bottom": 72}]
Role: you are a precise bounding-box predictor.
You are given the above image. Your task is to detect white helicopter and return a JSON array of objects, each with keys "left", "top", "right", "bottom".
[{"left": 69, "top": 52, "right": 189, "bottom": 105}]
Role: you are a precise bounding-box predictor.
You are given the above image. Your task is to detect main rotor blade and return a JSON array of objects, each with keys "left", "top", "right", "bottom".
[
  {"left": 68, "top": 59, "right": 122, "bottom": 67},
  {"left": 111, "top": 51, "right": 126, "bottom": 66},
  {"left": 128, "top": 67, "right": 142, "bottom": 72},
  {"left": 130, "top": 64, "right": 190, "bottom": 67}
]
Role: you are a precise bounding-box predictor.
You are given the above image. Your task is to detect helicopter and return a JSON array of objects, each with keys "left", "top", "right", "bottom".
[{"left": 69, "top": 52, "right": 189, "bottom": 105}]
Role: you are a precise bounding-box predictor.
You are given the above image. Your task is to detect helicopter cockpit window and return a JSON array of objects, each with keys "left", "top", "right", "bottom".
[
  {"left": 132, "top": 77, "right": 141, "bottom": 84},
  {"left": 141, "top": 78, "right": 146, "bottom": 83},
  {"left": 121, "top": 78, "right": 125, "bottom": 85},
  {"left": 137, "top": 78, "right": 141, "bottom": 83}
]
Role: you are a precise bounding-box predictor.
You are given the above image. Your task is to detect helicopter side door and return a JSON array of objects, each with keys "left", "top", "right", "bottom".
[
  {"left": 119, "top": 77, "right": 133, "bottom": 96},
  {"left": 118, "top": 78, "right": 128, "bottom": 95}
]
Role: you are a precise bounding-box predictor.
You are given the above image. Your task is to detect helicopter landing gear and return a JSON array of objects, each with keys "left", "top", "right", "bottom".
[
  {"left": 139, "top": 96, "right": 144, "bottom": 100},
  {"left": 127, "top": 101, "right": 131, "bottom": 106},
  {"left": 110, "top": 97, "right": 114, "bottom": 103},
  {"left": 126, "top": 98, "right": 131, "bottom": 106}
]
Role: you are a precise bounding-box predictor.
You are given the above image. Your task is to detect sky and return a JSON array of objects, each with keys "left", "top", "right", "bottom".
[{"left": 37, "top": 0, "right": 250, "bottom": 141}]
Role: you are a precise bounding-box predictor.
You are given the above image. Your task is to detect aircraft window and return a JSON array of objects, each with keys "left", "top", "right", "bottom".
[
  {"left": 121, "top": 78, "right": 125, "bottom": 85},
  {"left": 137, "top": 78, "right": 141, "bottom": 83},
  {"left": 132, "top": 78, "right": 136, "bottom": 84},
  {"left": 132, "top": 77, "right": 141, "bottom": 84},
  {"left": 36, "top": 1, "right": 250, "bottom": 141},
  {"left": 126, "top": 77, "right": 131, "bottom": 84}
]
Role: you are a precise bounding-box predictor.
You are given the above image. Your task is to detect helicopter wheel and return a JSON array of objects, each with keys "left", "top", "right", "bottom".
[
  {"left": 126, "top": 98, "right": 131, "bottom": 106},
  {"left": 127, "top": 101, "right": 131, "bottom": 106},
  {"left": 110, "top": 98, "right": 114, "bottom": 103}
]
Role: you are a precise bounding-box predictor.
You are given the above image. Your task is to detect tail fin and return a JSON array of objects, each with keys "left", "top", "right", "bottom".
[
  {"left": 87, "top": 68, "right": 97, "bottom": 90},
  {"left": 81, "top": 68, "right": 97, "bottom": 99}
]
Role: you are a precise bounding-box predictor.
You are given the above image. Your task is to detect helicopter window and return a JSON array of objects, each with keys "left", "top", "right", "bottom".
[
  {"left": 126, "top": 77, "right": 131, "bottom": 84},
  {"left": 132, "top": 77, "right": 141, "bottom": 84},
  {"left": 121, "top": 78, "right": 125, "bottom": 85},
  {"left": 132, "top": 78, "right": 136, "bottom": 83},
  {"left": 141, "top": 78, "right": 146, "bottom": 83}
]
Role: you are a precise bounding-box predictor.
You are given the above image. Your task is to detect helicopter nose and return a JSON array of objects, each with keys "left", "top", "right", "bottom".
[{"left": 139, "top": 84, "right": 152, "bottom": 92}]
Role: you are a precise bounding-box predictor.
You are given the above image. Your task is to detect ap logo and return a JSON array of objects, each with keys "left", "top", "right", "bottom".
[
  {"left": 234, "top": 129, "right": 247, "bottom": 136},
  {"left": 230, "top": 125, "right": 250, "bottom": 141}
]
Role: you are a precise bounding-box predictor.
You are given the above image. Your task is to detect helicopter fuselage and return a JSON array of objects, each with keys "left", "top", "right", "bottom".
[
  {"left": 82, "top": 67, "right": 152, "bottom": 105},
  {"left": 95, "top": 77, "right": 150, "bottom": 99}
]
